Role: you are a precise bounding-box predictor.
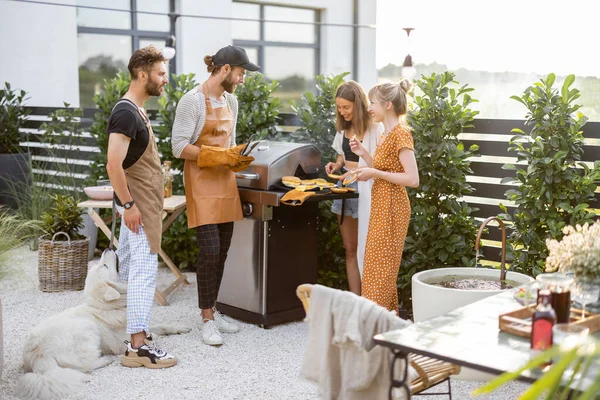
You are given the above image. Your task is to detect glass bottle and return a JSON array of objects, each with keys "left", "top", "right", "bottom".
[
  {"left": 530, "top": 289, "right": 556, "bottom": 355},
  {"left": 163, "top": 160, "right": 173, "bottom": 198}
]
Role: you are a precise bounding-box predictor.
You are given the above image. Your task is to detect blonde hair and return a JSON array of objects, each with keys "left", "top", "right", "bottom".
[
  {"left": 335, "top": 81, "right": 371, "bottom": 140},
  {"left": 368, "top": 79, "right": 413, "bottom": 116}
]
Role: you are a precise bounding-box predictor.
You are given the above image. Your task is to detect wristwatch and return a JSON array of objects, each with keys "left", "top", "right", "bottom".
[{"left": 123, "top": 200, "right": 135, "bottom": 210}]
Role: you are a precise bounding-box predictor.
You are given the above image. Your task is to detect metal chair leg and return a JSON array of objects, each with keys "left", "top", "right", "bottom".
[{"left": 389, "top": 349, "right": 411, "bottom": 400}]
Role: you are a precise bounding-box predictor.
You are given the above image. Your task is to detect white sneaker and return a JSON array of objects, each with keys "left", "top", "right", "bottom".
[
  {"left": 201, "top": 319, "right": 224, "bottom": 346},
  {"left": 213, "top": 308, "right": 240, "bottom": 333}
]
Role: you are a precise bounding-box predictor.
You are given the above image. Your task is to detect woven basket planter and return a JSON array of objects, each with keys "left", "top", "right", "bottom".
[{"left": 38, "top": 232, "right": 90, "bottom": 292}]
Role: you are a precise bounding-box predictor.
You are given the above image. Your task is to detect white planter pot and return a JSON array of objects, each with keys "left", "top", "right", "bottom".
[
  {"left": 412, "top": 267, "right": 533, "bottom": 381},
  {"left": 412, "top": 267, "right": 533, "bottom": 323}
]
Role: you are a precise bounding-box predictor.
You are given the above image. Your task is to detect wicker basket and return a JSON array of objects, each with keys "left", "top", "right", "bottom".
[{"left": 38, "top": 232, "right": 90, "bottom": 292}]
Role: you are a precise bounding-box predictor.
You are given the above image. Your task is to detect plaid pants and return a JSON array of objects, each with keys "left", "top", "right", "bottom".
[
  {"left": 196, "top": 222, "right": 234, "bottom": 309},
  {"left": 117, "top": 215, "right": 158, "bottom": 335}
]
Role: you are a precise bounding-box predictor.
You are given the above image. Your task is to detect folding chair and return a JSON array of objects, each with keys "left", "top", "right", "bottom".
[{"left": 296, "top": 284, "right": 460, "bottom": 399}]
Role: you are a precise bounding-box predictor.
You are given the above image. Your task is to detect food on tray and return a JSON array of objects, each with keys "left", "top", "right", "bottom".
[
  {"left": 345, "top": 187, "right": 356, "bottom": 192},
  {"left": 327, "top": 173, "right": 343, "bottom": 180},
  {"left": 318, "top": 182, "right": 336, "bottom": 188},
  {"left": 314, "top": 178, "right": 328, "bottom": 185},
  {"left": 282, "top": 176, "right": 301, "bottom": 188},
  {"left": 330, "top": 187, "right": 349, "bottom": 194},
  {"left": 300, "top": 179, "right": 316, "bottom": 185},
  {"left": 295, "top": 185, "right": 318, "bottom": 192},
  {"left": 282, "top": 181, "right": 299, "bottom": 188},
  {"left": 513, "top": 286, "right": 537, "bottom": 305},
  {"left": 282, "top": 176, "right": 301, "bottom": 184},
  {"left": 342, "top": 173, "right": 358, "bottom": 186}
]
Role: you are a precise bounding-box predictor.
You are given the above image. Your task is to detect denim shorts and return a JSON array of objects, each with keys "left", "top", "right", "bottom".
[{"left": 331, "top": 179, "right": 359, "bottom": 219}]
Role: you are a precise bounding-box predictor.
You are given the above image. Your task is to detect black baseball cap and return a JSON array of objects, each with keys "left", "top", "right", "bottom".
[{"left": 213, "top": 45, "right": 260, "bottom": 71}]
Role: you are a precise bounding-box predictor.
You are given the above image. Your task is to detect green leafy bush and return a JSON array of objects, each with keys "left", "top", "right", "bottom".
[
  {"left": 156, "top": 73, "right": 198, "bottom": 269},
  {"left": 88, "top": 72, "right": 130, "bottom": 184},
  {"left": 0, "top": 82, "right": 30, "bottom": 154},
  {"left": 500, "top": 73, "right": 600, "bottom": 276},
  {"left": 290, "top": 72, "right": 349, "bottom": 163},
  {"left": 290, "top": 72, "right": 349, "bottom": 288},
  {"left": 235, "top": 72, "right": 281, "bottom": 143},
  {"left": 401, "top": 72, "right": 480, "bottom": 310},
  {"left": 40, "top": 102, "right": 85, "bottom": 165},
  {"left": 156, "top": 73, "right": 197, "bottom": 194},
  {"left": 40, "top": 194, "right": 84, "bottom": 240}
]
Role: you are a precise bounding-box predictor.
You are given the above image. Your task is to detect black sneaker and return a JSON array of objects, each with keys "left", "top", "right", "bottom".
[{"left": 121, "top": 334, "right": 177, "bottom": 369}]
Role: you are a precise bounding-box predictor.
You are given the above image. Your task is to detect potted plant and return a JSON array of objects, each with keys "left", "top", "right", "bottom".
[
  {"left": 545, "top": 220, "right": 600, "bottom": 313},
  {"left": 500, "top": 73, "right": 600, "bottom": 277},
  {"left": 0, "top": 82, "right": 31, "bottom": 208},
  {"left": 38, "top": 194, "right": 89, "bottom": 292}
]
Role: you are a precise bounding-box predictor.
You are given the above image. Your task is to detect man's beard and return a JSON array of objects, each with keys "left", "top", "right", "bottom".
[
  {"left": 221, "top": 73, "right": 236, "bottom": 94},
  {"left": 145, "top": 80, "right": 163, "bottom": 97}
]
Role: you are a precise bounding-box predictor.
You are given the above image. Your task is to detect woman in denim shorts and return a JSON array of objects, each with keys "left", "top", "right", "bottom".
[{"left": 325, "top": 81, "right": 383, "bottom": 295}]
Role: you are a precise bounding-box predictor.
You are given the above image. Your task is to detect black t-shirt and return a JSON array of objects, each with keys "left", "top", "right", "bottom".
[{"left": 106, "top": 99, "right": 149, "bottom": 169}]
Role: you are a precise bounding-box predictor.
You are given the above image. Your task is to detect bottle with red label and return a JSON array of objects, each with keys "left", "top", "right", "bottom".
[{"left": 530, "top": 289, "right": 556, "bottom": 355}]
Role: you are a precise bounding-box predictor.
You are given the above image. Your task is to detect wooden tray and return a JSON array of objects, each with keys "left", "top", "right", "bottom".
[{"left": 499, "top": 306, "right": 600, "bottom": 338}]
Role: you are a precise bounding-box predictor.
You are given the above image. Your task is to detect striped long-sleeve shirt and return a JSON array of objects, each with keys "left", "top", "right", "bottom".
[{"left": 171, "top": 86, "right": 238, "bottom": 158}]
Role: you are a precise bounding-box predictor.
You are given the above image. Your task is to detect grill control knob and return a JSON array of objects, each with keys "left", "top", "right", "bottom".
[{"left": 242, "top": 202, "right": 253, "bottom": 217}]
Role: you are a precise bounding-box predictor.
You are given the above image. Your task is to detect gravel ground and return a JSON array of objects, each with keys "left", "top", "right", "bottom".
[{"left": 0, "top": 246, "right": 530, "bottom": 400}]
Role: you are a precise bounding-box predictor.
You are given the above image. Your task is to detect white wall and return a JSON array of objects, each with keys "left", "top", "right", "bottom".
[
  {"left": 0, "top": 0, "right": 377, "bottom": 106},
  {"left": 0, "top": 0, "right": 79, "bottom": 107},
  {"left": 177, "top": 0, "right": 234, "bottom": 83},
  {"left": 176, "top": 0, "right": 377, "bottom": 89}
]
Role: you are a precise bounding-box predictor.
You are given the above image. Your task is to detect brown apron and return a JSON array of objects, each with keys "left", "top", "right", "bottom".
[
  {"left": 119, "top": 101, "right": 164, "bottom": 254},
  {"left": 184, "top": 84, "right": 243, "bottom": 228}
]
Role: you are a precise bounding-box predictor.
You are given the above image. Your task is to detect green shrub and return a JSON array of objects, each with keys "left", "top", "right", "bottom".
[
  {"left": 88, "top": 72, "right": 130, "bottom": 184},
  {"left": 40, "top": 194, "right": 84, "bottom": 240},
  {"left": 500, "top": 73, "right": 600, "bottom": 276},
  {"left": 40, "top": 102, "right": 85, "bottom": 165},
  {"left": 400, "top": 72, "right": 480, "bottom": 310},
  {"left": 290, "top": 72, "right": 349, "bottom": 163},
  {"left": 0, "top": 82, "right": 30, "bottom": 154},
  {"left": 156, "top": 73, "right": 198, "bottom": 269},
  {"left": 235, "top": 72, "right": 281, "bottom": 143},
  {"left": 290, "top": 72, "right": 349, "bottom": 288},
  {"left": 156, "top": 73, "right": 197, "bottom": 194}
]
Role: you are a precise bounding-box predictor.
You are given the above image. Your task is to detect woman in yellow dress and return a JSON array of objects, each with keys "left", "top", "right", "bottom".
[{"left": 350, "top": 79, "right": 420, "bottom": 312}]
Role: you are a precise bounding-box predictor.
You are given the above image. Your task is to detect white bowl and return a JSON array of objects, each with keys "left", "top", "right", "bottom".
[{"left": 84, "top": 186, "right": 114, "bottom": 200}]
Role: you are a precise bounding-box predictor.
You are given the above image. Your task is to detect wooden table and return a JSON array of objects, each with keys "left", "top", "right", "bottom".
[
  {"left": 374, "top": 291, "right": 600, "bottom": 399},
  {"left": 78, "top": 195, "right": 189, "bottom": 306}
]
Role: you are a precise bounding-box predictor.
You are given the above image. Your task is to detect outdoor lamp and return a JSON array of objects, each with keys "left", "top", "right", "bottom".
[
  {"left": 162, "top": 35, "right": 176, "bottom": 60},
  {"left": 401, "top": 27, "right": 416, "bottom": 80},
  {"left": 401, "top": 54, "right": 416, "bottom": 80},
  {"left": 162, "top": 12, "right": 179, "bottom": 60}
]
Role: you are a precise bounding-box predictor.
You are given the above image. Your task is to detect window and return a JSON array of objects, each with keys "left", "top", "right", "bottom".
[
  {"left": 76, "top": 0, "right": 174, "bottom": 108},
  {"left": 232, "top": 2, "right": 320, "bottom": 110}
]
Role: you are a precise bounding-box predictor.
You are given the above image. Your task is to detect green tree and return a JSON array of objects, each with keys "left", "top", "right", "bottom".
[
  {"left": 290, "top": 72, "right": 350, "bottom": 289},
  {"left": 234, "top": 72, "right": 281, "bottom": 144},
  {"left": 0, "top": 82, "right": 30, "bottom": 154},
  {"left": 500, "top": 73, "right": 600, "bottom": 276},
  {"left": 88, "top": 72, "right": 131, "bottom": 185},
  {"left": 401, "top": 72, "right": 480, "bottom": 310}
]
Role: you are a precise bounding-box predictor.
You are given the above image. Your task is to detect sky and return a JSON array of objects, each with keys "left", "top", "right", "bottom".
[{"left": 376, "top": 0, "right": 600, "bottom": 77}]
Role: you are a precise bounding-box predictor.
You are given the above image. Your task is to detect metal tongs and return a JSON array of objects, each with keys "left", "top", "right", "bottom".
[{"left": 241, "top": 133, "right": 261, "bottom": 156}]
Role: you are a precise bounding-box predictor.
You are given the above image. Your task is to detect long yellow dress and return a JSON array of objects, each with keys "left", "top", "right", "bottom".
[{"left": 362, "top": 123, "right": 414, "bottom": 312}]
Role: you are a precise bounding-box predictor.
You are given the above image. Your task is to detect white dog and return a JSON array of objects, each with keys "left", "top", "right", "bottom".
[{"left": 15, "top": 250, "right": 190, "bottom": 400}]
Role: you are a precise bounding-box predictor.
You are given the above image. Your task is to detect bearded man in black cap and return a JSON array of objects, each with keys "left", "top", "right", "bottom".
[{"left": 171, "top": 45, "right": 259, "bottom": 346}]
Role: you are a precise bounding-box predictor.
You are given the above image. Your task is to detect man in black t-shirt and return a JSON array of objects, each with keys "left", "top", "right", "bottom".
[{"left": 106, "top": 46, "right": 178, "bottom": 369}]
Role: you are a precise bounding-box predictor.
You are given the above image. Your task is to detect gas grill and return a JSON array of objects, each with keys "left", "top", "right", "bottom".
[{"left": 216, "top": 140, "right": 358, "bottom": 327}]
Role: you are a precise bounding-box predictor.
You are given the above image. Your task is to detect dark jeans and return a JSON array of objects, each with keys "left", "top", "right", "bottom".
[{"left": 195, "top": 222, "right": 234, "bottom": 309}]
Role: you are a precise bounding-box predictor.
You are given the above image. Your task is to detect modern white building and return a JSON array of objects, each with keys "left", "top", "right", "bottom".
[{"left": 0, "top": 0, "right": 378, "bottom": 108}]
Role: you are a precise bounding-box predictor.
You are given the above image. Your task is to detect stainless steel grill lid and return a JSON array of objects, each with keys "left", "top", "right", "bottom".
[{"left": 235, "top": 140, "right": 321, "bottom": 190}]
